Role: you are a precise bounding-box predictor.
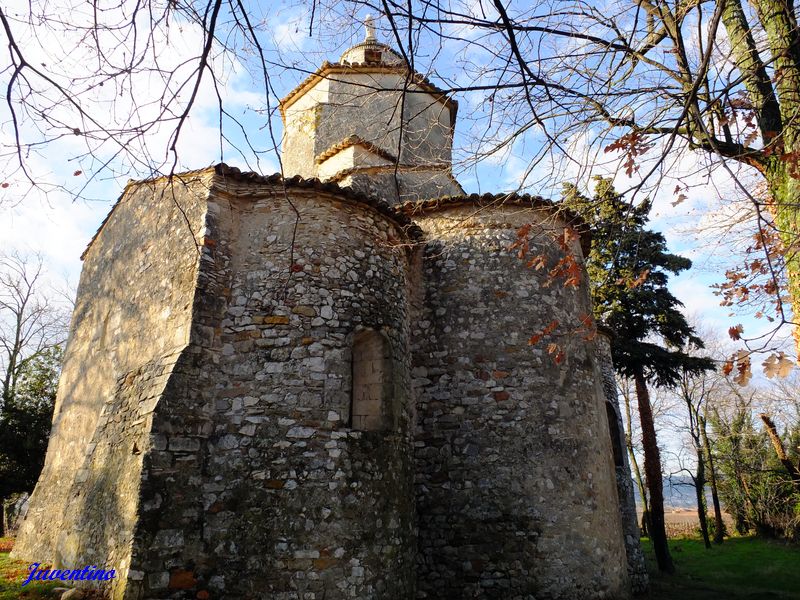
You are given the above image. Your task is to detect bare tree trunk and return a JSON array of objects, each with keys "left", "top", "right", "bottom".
[
  {"left": 634, "top": 458, "right": 651, "bottom": 538},
  {"left": 623, "top": 386, "right": 651, "bottom": 536},
  {"left": 701, "top": 415, "right": 725, "bottom": 543},
  {"left": 760, "top": 413, "right": 800, "bottom": 491},
  {"left": 693, "top": 459, "right": 711, "bottom": 549},
  {"left": 634, "top": 369, "right": 675, "bottom": 574},
  {"left": 682, "top": 378, "right": 711, "bottom": 549}
]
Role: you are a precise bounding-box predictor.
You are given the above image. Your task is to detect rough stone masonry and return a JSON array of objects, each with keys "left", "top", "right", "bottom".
[{"left": 14, "top": 21, "right": 647, "bottom": 600}]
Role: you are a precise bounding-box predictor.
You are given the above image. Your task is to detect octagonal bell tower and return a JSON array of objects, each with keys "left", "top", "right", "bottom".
[{"left": 279, "top": 16, "right": 463, "bottom": 204}]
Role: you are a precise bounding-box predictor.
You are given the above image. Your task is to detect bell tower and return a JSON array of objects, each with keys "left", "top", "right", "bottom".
[{"left": 279, "top": 16, "right": 463, "bottom": 204}]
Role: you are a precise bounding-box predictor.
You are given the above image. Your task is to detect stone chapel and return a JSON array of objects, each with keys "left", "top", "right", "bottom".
[{"left": 14, "top": 19, "right": 647, "bottom": 600}]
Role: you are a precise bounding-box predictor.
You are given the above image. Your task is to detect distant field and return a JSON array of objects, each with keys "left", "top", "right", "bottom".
[
  {"left": 639, "top": 509, "right": 735, "bottom": 538},
  {"left": 643, "top": 536, "right": 800, "bottom": 599}
]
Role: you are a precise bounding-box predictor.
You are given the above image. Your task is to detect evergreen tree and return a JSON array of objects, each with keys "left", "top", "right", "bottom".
[
  {"left": 0, "top": 346, "right": 61, "bottom": 502},
  {"left": 563, "top": 177, "right": 714, "bottom": 573}
]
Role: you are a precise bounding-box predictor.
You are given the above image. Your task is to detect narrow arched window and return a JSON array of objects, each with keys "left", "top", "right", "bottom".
[
  {"left": 351, "top": 330, "right": 392, "bottom": 431},
  {"left": 605, "top": 402, "right": 625, "bottom": 468}
]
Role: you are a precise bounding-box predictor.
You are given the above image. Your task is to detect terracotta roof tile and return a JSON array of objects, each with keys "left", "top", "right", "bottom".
[
  {"left": 212, "top": 164, "right": 420, "bottom": 236},
  {"left": 315, "top": 136, "right": 398, "bottom": 165},
  {"left": 82, "top": 166, "right": 588, "bottom": 261}
]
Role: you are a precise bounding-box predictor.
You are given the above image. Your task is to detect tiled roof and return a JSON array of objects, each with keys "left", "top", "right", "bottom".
[
  {"left": 315, "top": 136, "right": 398, "bottom": 165},
  {"left": 212, "top": 164, "right": 419, "bottom": 234},
  {"left": 340, "top": 40, "right": 404, "bottom": 64},
  {"left": 82, "top": 165, "right": 588, "bottom": 260}
]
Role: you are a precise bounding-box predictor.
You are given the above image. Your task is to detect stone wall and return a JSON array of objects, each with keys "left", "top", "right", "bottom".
[
  {"left": 13, "top": 173, "right": 211, "bottom": 599},
  {"left": 596, "top": 334, "right": 649, "bottom": 595},
  {"left": 409, "top": 203, "right": 630, "bottom": 599},
  {"left": 281, "top": 68, "right": 461, "bottom": 205},
  {"left": 317, "top": 73, "right": 452, "bottom": 166},
  {"left": 127, "top": 174, "right": 419, "bottom": 599},
  {"left": 282, "top": 79, "right": 332, "bottom": 179},
  {"left": 15, "top": 163, "right": 642, "bottom": 600}
]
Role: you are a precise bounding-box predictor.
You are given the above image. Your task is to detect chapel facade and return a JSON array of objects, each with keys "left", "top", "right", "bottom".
[{"left": 14, "top": 21, "right": 647, "bottom": 600}]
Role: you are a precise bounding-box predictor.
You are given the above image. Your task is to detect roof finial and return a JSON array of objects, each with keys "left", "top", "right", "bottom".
[{"left": 364, "top": 15, "right": 377, "bottom": 42}]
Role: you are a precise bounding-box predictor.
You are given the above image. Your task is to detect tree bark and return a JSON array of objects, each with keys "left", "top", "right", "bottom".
[
  {"left": 623, "top": 385, "right": 651, "bottom": 536},
  {"left": 720, "top": 0, "right": 800, "bottom": 343},
  {"left": 756, "top": 0, "right": 800, "bottom": 347},
  {"left": 693, "top": 456, "right": 711, "bottom": 549},
  {"left": 683, "top": 381, "right": 711, "bottom": 549},
  {"left": 633, "top": 455, "right": 651, "bottom": 537},
  {"left": 634, "top": 368, "right": 675, "bottom": 573},
  {"left": 701, "top": 415, "right": 725, "bottom": 544},
  {"left": 760, "top": 413, "right": 800, "bottom": 491}
]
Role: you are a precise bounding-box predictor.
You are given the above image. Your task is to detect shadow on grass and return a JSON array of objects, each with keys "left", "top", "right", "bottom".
[{"left": 641, "top": 536, "right": 800, "bottom": 600}]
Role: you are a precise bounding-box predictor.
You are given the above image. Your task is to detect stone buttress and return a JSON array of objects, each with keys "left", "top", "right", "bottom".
[
  {"left": 596, "top": 332, "right": 649, "bottom": 594},
  {"left": 13, "top": 170, "right": 213, "bottom": 598}
]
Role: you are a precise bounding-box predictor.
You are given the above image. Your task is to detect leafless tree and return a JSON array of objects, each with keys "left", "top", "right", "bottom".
[
  {"left": 618, "top": 375, "right": 651, "bottom": 535},
  {"left": 673, "top": 366, "right": 727, "bottom": 547},
  {"left": 0, "top": 252, "right": 69, "bottom": 407}
]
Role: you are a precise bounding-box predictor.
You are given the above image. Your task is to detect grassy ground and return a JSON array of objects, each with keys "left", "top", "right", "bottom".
[
  {"left": 2, "top": 535, "right": 798, "bottom": 599},
  {"left": 0, "top": 538, "right": 61, "bottom": 600},
  {"left": 643, "top": 535, "right": 800, "bottom": 599}
]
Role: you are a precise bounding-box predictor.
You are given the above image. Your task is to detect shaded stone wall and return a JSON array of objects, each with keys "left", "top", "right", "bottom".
[
  {"left": 352, "top": 330, "right": 393, "bottom": 431},
  {"left": 410, "top": 204, "right": 630, "bottom": 599},
  {"left": 318, "top": 73, "right": 453, "bottom": 166},
  {"left": 128, "top": 179, "right": 418, "bottom": 599},
  {"left": 13, "top": 173, "right": 211, "bottom": 599},
  {"left": 596, "top": 334, "right": 649, "bottom": 595}
]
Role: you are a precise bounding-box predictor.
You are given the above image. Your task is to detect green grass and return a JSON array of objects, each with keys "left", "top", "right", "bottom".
[
  {"left": 0, "top": 539, "right": 61, "bottom": 600},
  {"left": 643, "top": 536, "right": 800, "bottom": 599},
  {"left": 2, "top": 535, "right": 798, "bottom": 599}
]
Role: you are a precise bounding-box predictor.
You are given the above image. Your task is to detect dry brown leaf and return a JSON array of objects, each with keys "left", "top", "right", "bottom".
[
  {"left": 733, "top": 352, "right": 752, "bottom": 386},
  {"left": 763, "top": 354, "right": 779, "bottom": 379},
  {"left": 722, "top": 360, "right": 734, "bottom": 376},
  {"left": 762, "top": 352, "right": 794, "bottom": 379},
  {"left": 778, "top": 353, "right": 795, "bottom": 377},
  {"left": 671, "top": 194, "right": 687, "bottom": 207}
]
